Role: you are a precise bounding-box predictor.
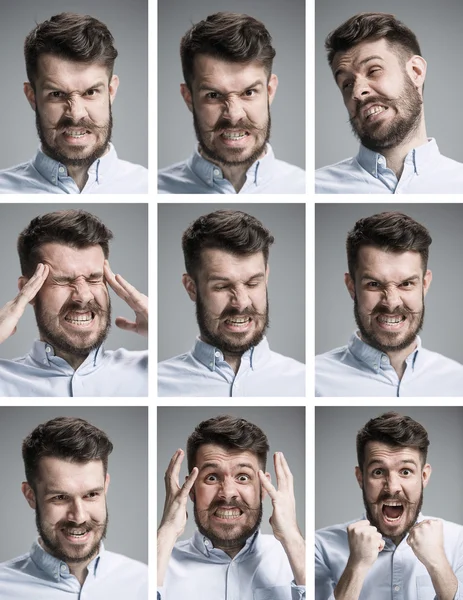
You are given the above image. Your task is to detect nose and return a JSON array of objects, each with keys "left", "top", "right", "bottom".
[
  {"left": 67, "top": 498, "right": 87, "bottom": 524},
  {"left": 65, "top": 94, "right": 88, "bottom": 122},
  {"left": 229, "top": 285, "right": 251, "bottom": 312},
  {"left": 379, "top": 285, "right": 402, "bottom": 311},
  {"left": 222, "top": 97, "right": 246, "bottom": 124},
  {"left": 384, "top": 472, "right": 402, "bottom": 495},
  {"left": 352, "top": 77, "right": 371, "bottom": 102},
  {"left": 217, "top": 476, "right": 239, "bottom": 501},
  {"left": 70, "top": 279, "right": 94, "bottom": 305}
]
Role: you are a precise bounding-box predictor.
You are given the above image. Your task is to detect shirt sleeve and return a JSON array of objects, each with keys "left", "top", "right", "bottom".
[
  {"left": 315, "top": 538, "right": 336, "bottom": 600},
  {"left": 291, "top": 580, "right": 306, "bottom": 599}
]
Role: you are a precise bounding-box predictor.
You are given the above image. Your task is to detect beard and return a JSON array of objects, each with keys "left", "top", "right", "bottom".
[
  {"left": 193, "top": 104, "right": 271, "bottom": 168},
  {"left": 363, "top": 484, "right": 423, "bottom": 544},
  {"left": 34, "top": 295, "right": 111, "bottom": 359},
  {"left": 349, "top": 72, "right": 423, "bottom": 152},
  {"left": 196, "top": 289, "right": 269, "bottom": 355},
  {"left": 36, "top": 102, "right": 113, "bottom": 168},
  {"left": 36, "top": 502, "right": 108, "bottom": 564},
  {"left": 354, "top": 295, "right": 424, "bottom": 353},
  {"left": 194, "top": 498, "right": 263, "bottom": 550}
]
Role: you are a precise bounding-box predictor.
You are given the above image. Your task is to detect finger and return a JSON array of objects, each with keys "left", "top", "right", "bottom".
[
  {"left": 379, "top": 539, "right": 385, "bottom": 552},
  {"left": 259, "top": 470, "right": 277, "bottom": 499},
  {"left": 115, "top": 317, "right": 138, "bottom": 332},
  {"left": 274, "top": 452, "right": 291, "bottom": 490},
  {"left": 104, "top": 260, "right": 142, "bottom": 305},
  {"left": 15, "top": 264, "right": 49, "bottom": 310},
  {"left": 278, "top": 452, "right": 293, "bottom": 480},
  {"left": 179, "top": 467, "right": 199, "bottom": 498},
  {"left": 165, "top": 449, "right": 185, "bottom": 488}
]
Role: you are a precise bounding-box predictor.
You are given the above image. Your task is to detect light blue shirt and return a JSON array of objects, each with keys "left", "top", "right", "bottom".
[
  {"left": 315, "top": 139, "right": 463, "bottom": 194},
  {"left": 0, "top": 539, "right": 147, "bottom": 600},
  {"left": 158, "top": 145, "right": 306, "bottom": 194},
  {"left": 0, "top": 144, "right": 148, "bottom": 194},
  {"left": 0, "top": 340, "right": 148, "bottom": 397},
  {"left": 159, "top": 530, "right": 305, "bottom": 600},
  {"left": 158, "top": 336, "right": 305, "bottom": 397},
  {"left": 316, "top": 515, "right": 463, "bottom": 600},
  {"left": 315, "top": 332, "right": 463, "bottom": 397}
]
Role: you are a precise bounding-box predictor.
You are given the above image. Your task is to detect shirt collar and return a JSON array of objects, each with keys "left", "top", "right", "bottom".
[
  {"left": 192, "top": 336, "right": 270, "bottom": 371},
  {"left": 32, "top": 143, "right": 118, "bottom": 188},
  {"left": 348, "top": 331, "right": 421, "bottom": 373},
  {"left": 29, "top": 339, "right": 105, "bottom": 371},
  {"left": 192, "top": 529, "right": 260, "bottom": 560},
  {"left": 356, "top": 138, "right": 440, "bottom": 179},
  {"left": 29, "top": 538, "right": 104, "bottom": 581},
  {"left": 188, "top": 144, "right": 276, "bottom": 188}
]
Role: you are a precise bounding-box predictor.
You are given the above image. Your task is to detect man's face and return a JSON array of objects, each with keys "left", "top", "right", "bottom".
[
  {"left": 181, "top": 56, "right": 278, "bottom": 168},
  {"left": 24, "top": 457, "right": 109, "bottom": 564},
  {"left": 184, "top": 249, "right": 269, "bottom": 355},
  {"left": 332, "top": 39, "right": 424, "bottom": 151},
  {"left": 24, "top": 54, "right": 119, "bottom": 168},
  {"left": 356, "top": 441, "right": 430, "bottom": 545},
  {"left": 29, "top": 243, "right": 111, "bottom": 357},
  {"left": 345, "top": 246, "right": 432, "bottom": 353},
  {"left": 191, "top": 444, "right": 265, "bottom": 551}
]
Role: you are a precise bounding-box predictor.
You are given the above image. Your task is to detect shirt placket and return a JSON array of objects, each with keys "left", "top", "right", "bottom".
[
  {"left": 392, "top": 547, "right": 405, "bottom": 600},
  {"left": 225, "top": 560, "right": 240, "bottom": 600}
]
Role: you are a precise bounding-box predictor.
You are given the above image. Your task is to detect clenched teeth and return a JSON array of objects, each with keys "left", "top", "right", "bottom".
[
  {"left": 222, "top": 131, "right": 248, "bottom": 140},
  {"left": 377, "top": 315, "right": 405, "bottom": 324},
  {"left": 225, "top": 317, "right": 251, "bottom": 326},
  {"left": 64, "top": 130, "right": 87, "bottom": 138},
  {"left": 65, "top": 311, "right": 93, "bottom": 325},
  {"left": 365, "top": 105, "right": 387, "bottom": 118},
  {"left": 215, "top": 509, "right": 242, "bottom": 518}
]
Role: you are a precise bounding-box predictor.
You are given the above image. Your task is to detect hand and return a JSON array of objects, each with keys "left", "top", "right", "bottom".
[
  {"left": 104, "top": 260, "right": 148, "bottom": 336},
  {"left": 0, "top": 263, "right": 49, "bottom": 344},
  {"left": 159, "top": 449, "right": 198, "bottom": 541},
  {"left": 408, "top": 519, "right": 446, "bottom": 569},
  {"left": 259, "top": 452, "right": 301, "bottom": 543},
  {"left": 347, "top": 520, "right": 385, "bottom": 570}
]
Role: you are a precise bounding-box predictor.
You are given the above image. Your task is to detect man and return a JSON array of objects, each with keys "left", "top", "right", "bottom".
[
  {"left": 315, "top": 211, "right": 463, "bottom": 396},
  {"left": 0, "top": 13, "right": 147, "bottom": 194},
  {"left": 0, "top": 209, "right": 148, "bottom": 396},
  {"left": 157, "top": 209, "right": 305, "bottom": 396},
  {"left": 315, "top": 411, "right": 463, "bottom": 600},
  {"left": 158, "top": 12, "right": 305, "bottom": 194},
  {"left": 316, "top": 12, "right": 463, "bottom": 194},
  {"left": 158, "top": 414, "right": 306, "bottom": 599},
  {"left": 0, "top": 416, "right": 147, "bottom": 598}
]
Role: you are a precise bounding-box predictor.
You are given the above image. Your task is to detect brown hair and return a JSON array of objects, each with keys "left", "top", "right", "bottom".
[
  {"left": 182, "top": 209, "right": 274, "bottom": 279},
  {"left": 325, "top": 12, "right": 421, "bottom": 66},
  {"left": 18, "top": 209, "right": 113, "bottom": 278},
  {"left": 22, "top": 416, "right": 114, "bottom": 489},
  {"left": 187, "top": 415, "right": 270, "bottom": 472},
  {"left": 357, "top": 411, "right": 430, "bottom": 469},
  {"left": 346, "top": 211, "right": 432, "bottom": 280},
  {"left": 180, "top": 12, "right": 276, "bottom": 89},
  {"left": 25, "top": 12, "right": 118, "bottom": 87}
]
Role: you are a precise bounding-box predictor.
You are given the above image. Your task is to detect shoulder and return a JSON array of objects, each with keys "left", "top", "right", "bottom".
[
  {"left": 266, "top": 348, "right": 305, "bottom": 371},
  {"left": 114, "top": 157, "right": 148, "bottom": 175},
  {"left": 315, "top": 157, "right": 365, "bottom": 192},
  {"left": 0, "top": 552, "right": 31, "bottom": 571},
  {"left": 0, "top": 161, "right": 47, "bottom": 193},
  {"left": 102, "top": 550, "right": 148, "bottom": 575},
  {"left": 419, "top": 346, "right": 463, "bottom": 373},
  {"left": 315, "top": 519, "right": 359, "bottom": 548},
  {"left": 158, "top": 352, "right": 193, "bottom": 372},
  {"left": 158, "top": 159, "right": 198, "bottom": 193},
  {"left": 315, "top": 345, "right": 350, "bottom": 366},
  {"left": 102, "top": 348, "right": 148, "bottom": 368}
]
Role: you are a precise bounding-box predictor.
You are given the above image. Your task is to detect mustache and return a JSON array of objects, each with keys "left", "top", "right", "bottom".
[
  {"left": 52, "top": 116, "right": 105, "bottom": 133},
  {"left": 372, "top": 492, "right": 418, "bottom": 507},
  {"left": 218, "top": 306, "right": 265, "bottom": 320},
  {"left": 57, "top": 518, "right": 104, "bottom": 531},
  {"left": 349, "top": 95, "right": 395, "bottom": 122},
  {"left": 59, "top": 299, "right": 109, "bottom": 319},
  {"left": 369, "top": 305, "right": 420, "bottom": 317},
  {"left": 196, "top": 498, "right": 258, "bottom": 515},
  {"left": 210, "top": 118, "right": 265, "bottom": 134}
]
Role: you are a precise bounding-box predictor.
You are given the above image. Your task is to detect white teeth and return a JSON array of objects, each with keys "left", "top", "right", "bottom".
[
  {"left": 215, "top": 509, "right": 241, "bottom": 518},
  {"left": 65, "top": 130, "right": 86, "bottom": 138},
  {"left": 65, "top": 311, "right": 93, "bottom": 325},
  {"left": 225, "top": 317, "right": 250, "bottom": 327},
  {"left": 365, "top": 105, "right": 387, "bottom": 118},
  {"left": 222, "top": 131, "right": 247, "bottom": 139},
  {"left": 383, "top": 501, "right": 403, "bottom": 507},
  {"left": 377, "top": 315, "right": 403, "bottom": 324}
]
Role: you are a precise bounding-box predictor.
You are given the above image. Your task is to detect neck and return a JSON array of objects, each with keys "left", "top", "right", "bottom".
[
  {"left": 372, "top": 117, "right": 428, "bottom": 178},
  {"left": 66, "top": 164, "right": 90, "bottom": 191},
  {"left": 385, "top": 342, "right": 417, "bottom": 379},
  {"left": 40, "top": 338, "right": 90, "bottom": 370},
  {"left": 217, "top": 542, "right": 245, "bottom": 559},
  {"left": 199, "top": 145, "right": 267, "bottom": 193},
  {"left": 223, "top": 352, "right": 242, "bottom": 374}
]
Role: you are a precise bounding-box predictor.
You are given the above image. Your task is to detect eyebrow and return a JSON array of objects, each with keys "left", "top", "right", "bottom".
[
  {"left": 198, "top": 79, "right": 264, "bottom": 94},
  {"left": 367, "top": 459, "right": 419, "bottom": 468},
  {"left": 207, "top": 272, "right": 266, "bottom": 283},
  {"left": 44, "top": 486, "right": 105, "bottom": 496},
  {"left": 52, "top": 272, "right": 104, "bottom": 284},
  {"left": 334, "top": 55, "right": 384, "bottom": 83},
  {"left": 198, "top": 461, "right": 256, "bottom": 473},
  {"left": 360, "top": 274, "right": 421, "bottom": 283},
  {"left": 41, "top": 81, "right": 107, "bottom": 92}
]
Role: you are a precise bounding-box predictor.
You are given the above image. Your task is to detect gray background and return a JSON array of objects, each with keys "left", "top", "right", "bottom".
[
  {"left": 158, "top": 0, "right": 305, "bottom": 170},
  {"left": 0, "top": 406, "right": 148, "bottom": 563},
  {"left": 158, "top": 406, "right": 305, "bottom": 540},
  {"left": 316, "top": 406, "right": 463, "bottom": 530},
  {"left": 315, "top": 0, "right": 463, "bottom": 168},
  {"left": 1, "top": 0, "right": 147, "bottom": 170},
  {"left": 315, "top": 203, "right": 463, "bottom": 364},
  {"left": 0, "top": 203, "right": 148, "bottom": 359},
  {"left": 158, "top": 203, "right": 305, "bottom": 363}
]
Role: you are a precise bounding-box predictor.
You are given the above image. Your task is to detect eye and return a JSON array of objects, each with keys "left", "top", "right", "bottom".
[
  {"left": 85, "top": 491, "right": 100, "bottom": 499},
  {"left": 400, "top": 281, "right": 414, "bottom": 288},
  {"left": 369, "top": 67, "right": 382, "bottom": 76},
  {"left": 372, "top": 469, "right": 383, "bottom": 477},
  {"left": 87, "top": 278, "right": 103, "bottom": 284},
  {"left": 401, "top": 469, "right": 412, "bottom": 476},
  {"left": 205, "top": 474, "right": 218, "bottom": 482},
  {"left": 342, "top": 81, "right": 353, "bottom": 91},
  {"left": 206, "top": 92, "right": 221, "bottom": 100},
  {"left": 237, "top": 474, "right": 250, "bottom": 482},
  {"left": 51, "top": 494, "right": 68, "bottom": 502},
  {"left": 85, "top": 89, "right": 99, "bottom": 97},
  {"left": 49, "top": 91, "right": 65, "bottom": 98},
  {"left": 246, "top": 281, "right": 260, "bottom": 288},
  {"left": 366, "top": 281, "right": 380, "bottom": 288},
  {"left": 243, "top": 89, "right": 257, "bottom": 97}
]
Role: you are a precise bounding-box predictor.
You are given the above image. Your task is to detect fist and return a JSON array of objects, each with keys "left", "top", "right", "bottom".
[
  {"left": 407, "top": 519, "right": 446, "bottom": 569},
  {"left": 347, "top": 520, "right": 385, "bottom": 569}
]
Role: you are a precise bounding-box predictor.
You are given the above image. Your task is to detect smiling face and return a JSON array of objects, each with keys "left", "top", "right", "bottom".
[
  {"left": 181, "top": 56, "right": 278, "bottom": 168},
  {"left": 356, "top": 441, "right": 430, "bottom": 545},
  {"left": 24, "top": 54, "right": 119, "bottom": 168},
  {"left": 29, "top": 243, "right": 111, "bottom": 360},
  {"left": 332, "top": 38, "right": 424, "bottom": 151},
  {"left": 183, "top": 248, "right": 269, "bottom": 355},
  {"left": 191, "top": 444, "right": 266, "bottom": 554},
  {"left": 345, "top": 246, "right": 432, "bottom": 354},
  {"left": 23, "top": 457, "right": 109, "bottom": 564}
]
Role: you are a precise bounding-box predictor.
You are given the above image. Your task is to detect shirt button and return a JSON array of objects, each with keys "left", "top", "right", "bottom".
[
  {"left": 213, "top": 169, "right": 220, "bottom": 177},
  {"left": 381, "top": 355, "right": 387, "bottom": 362},
  {"left": 204, "top": 540, "right": 209, "bottom": 546},
  {"left": 58, "top": 166, "right": 65, "bottom": 173},
  {"left": 51, "top": 177, "right": 56, "bottom": 182},
  {"left": 46, "top": 346, "right": 51, "bottom": 353},
  {"left": 394, "top": 585, "right": 400, "bottom": 591},
  {"left": 60, "top": 564, "right": 66, "bottom": 571},
  {"left": 43, "top": 359, "right": 47, "bottom": 364},
  {"left": 214, "top": 351, "right": 220, "bottom": 358}
]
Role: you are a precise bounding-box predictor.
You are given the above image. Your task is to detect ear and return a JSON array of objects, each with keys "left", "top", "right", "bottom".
[
  {"left": 422, "top": 269, "right": 432, "bottom": 296},
  {"left": 354, "top": 466, "right": 363, "bottom": 489},
  {"left": 109, "top": 75, "right": 119, "bottom": 104},
  {"left": 265, "top": 263, "right": 270, "bottom": 284},
  {"left": 24, "top": 82, "right": 36, "bottom": 111},
  {"left": 104, "top": 473, "right": 110, "bottom": 493},
  {"left": 406, "top": 55, "right": 427, "bottom": 92},
  {"left": 180, "top": 83, "right": 193, "bottom": 113},
  {"left": 267, "top": 74, "right": 278, "bottom": 106},
  {"left": 261, "top": 471, "right": 272, "bottom": 500},
  {"left": 182, "top": 273, "right": 197, "bottom": 302},
  {"left": 422, "top": 463, "right": 432, "bottom": 488},
  {"left": 344, "top": 272, "right": 356, "bottom": 300},
  {"left": 18, "top": 276, "right": 37, "bottom": 306},
  {"left": 21, "top": 482, "right": 37, "bottom": 509}
]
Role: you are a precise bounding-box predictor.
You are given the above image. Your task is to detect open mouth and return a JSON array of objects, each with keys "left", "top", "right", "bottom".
[
  {"left": 64, "top": 311, "right": 95, "bottom": 327},
  {"left": 61, "top": 527, "right": 91, "bottom": 542},
  {"left": 223, "top": 316, "right": 253, "bottom": 332},
  {"left": 214, "top": 507, "right": 243, "bottom": 520},
  {"left": 382, "top": 501, "right": 404, "bottom": 523},
  {"left": 364, "top": 105, "right": 389, "bottom": 120}
]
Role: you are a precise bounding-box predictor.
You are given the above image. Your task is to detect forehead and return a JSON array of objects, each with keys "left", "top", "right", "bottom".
[
  {"left": 355, "top": 246, "right": 423, "bottom": 279},
  {"left": 192, "top": 55, "right": 268, "bottom": 90},
  {"left": 332, "top": 38, "right": 399, "bottom": 77},
  {"left": 195, "top": 443, "right": 260, "bottom": 471},
  {"left": 364, "top": 441, "right": 422, "bottom": 467},
  {"left": 198, "top": 248, "right": 266, "bottom": 280},
  {"left": 40, "top": 242, "right": 105, "bottom": 277},
  {"left": 36, "top": 456, "right": 105, "bottom": 491},
  {"left": 35, "top": 53, "right": 110, "bottom": 88}
]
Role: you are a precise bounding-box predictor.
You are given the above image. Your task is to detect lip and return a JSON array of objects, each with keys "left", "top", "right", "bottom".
[
  {"left": 61, "top": 130, "right": 93, "bottom": 145},
  {"left": 62, "top": 311, "right": 96, "bottom": 330},
  {"left": 218, "top": 130, "right": 251, "bottom": 147},
  {"left": 212, "top": 507, "right": 244, "bottom": 521},
  {"left": 380, "top": 502, "right": 405, "bottom": 527},
  {"left": 222, "top": 316, "right": 253, "bottom": 332},
  {"left": 361, "top": 103, "right": 390, "bottom": 123},
  {"left": 375, "top": 314, "right": 407, "bottom": 331},
  {"left": 60, "top": 529, "right": 92, "bottom": 544}
]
